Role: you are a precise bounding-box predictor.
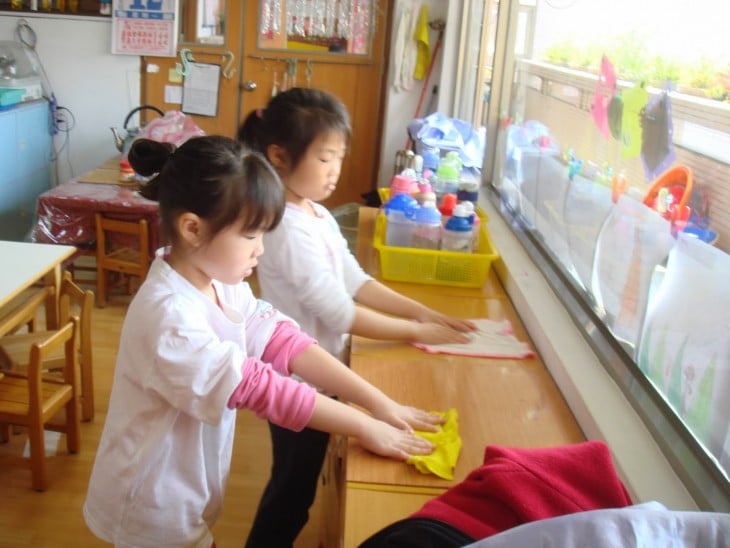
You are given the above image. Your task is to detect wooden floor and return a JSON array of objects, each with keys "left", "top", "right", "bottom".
[{"left": 0, "top": 286, "right": 323, "bottom": 548}]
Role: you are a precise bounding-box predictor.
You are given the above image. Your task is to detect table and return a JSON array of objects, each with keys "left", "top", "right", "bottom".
[
  {"left": 325, "top": 208, "right": 586, "bottom": 546},
  {"left": 0, "top": 241, "right": 76, "bottom": 333},
  {"left": 31, "top": 157, "right": 161, "bottom": 254}
]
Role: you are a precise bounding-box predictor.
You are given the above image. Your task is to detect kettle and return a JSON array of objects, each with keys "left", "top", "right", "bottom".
[{"left": 111, "top": 105, "right": 164, "bottom": 154}]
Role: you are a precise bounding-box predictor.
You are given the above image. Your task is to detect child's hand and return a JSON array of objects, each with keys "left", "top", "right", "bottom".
[
  {"left": 372, "top": 402, "right": 445, "bottom": 433},
  {"left": 359, "top": 418, "right": 435, "bottom": 460},
  {"left": 412, "top": 322, "right": 473, "bottom": 345},
  {"left": 416, "top": 311, "right": 477, "bottom": 335}
]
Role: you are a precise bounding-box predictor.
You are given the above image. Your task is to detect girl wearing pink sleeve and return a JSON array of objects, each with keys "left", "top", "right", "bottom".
[{"left": 83, "top": 136, "right": 439, "bottom": 548}]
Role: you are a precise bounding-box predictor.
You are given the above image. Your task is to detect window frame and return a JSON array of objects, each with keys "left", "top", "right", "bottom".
[{"left": 477, "top": 0, "right": 730, "bottom": 512}]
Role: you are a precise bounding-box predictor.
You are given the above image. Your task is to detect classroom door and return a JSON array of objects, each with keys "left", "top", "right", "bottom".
[{"left": 237, "top": 0, "right": 391, "bottom": 208}]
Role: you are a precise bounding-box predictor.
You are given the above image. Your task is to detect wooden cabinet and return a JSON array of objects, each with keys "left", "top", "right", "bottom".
[{"left": 0, "top": 100, "right": 52, "bottom": 241}]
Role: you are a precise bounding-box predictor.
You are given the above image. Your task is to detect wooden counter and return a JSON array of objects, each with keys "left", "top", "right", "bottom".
[{"left": 328, "top": 208, "right": 585, "bottom": 547}]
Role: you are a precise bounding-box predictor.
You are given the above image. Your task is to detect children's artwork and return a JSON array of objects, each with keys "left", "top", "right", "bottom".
[
  {"left": 591, "top": 55, "right": 616, "bottom": 139},
  {"left": 413, "top": 319, "right": 534, "bottom": 359},
  {"left": 620, "top": 84, "right": 648, "bottom": 159},
  {"left": 637, "top": 233, "right": 730, "bottom": 470},
  {"left": 592, "top": 194, "right": 674, "bottom": 348},
  {"left": 640, "top": 90, "right": 676, "bottom": 180}
]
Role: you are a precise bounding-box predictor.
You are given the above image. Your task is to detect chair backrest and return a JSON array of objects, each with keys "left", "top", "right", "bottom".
[
  {"left": 95, "top": 213, "right": 150, "bottom": 272},
  {"left": 59, "top": 271, "right": 94, "bottom": 371},
  {"left": 25, "top": 318, "right": 78, "bottom": 395}
]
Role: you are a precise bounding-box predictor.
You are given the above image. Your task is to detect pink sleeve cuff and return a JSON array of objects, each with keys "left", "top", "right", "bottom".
[
  {"left": 261, "top": 321, "right": 317, "bottom": 376},
  {"left": 227, "top": 357, "right": 316, "bottom": 431}
]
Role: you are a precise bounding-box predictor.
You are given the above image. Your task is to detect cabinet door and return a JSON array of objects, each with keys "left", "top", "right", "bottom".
[
  {"left": 0, "top": 108, "right": 17, "bottom": 187},
  {"left": 16, "top": 101, "right": 52, "bottom": 180},
  {"left": 0, "top": 101, "right": 52, "bottom": 241}
]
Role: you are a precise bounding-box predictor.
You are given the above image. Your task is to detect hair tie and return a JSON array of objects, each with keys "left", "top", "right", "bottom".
[{"left": 256, "top": 107, "right": 265, "bottom": 119}]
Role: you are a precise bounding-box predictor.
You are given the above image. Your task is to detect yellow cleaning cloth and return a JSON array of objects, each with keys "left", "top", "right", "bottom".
[
  {"left": 413, "top": 4, "right": 430, "bottom": 80},
  {"left": 407, "top": 408, "right": 462, "bottom": 480}
]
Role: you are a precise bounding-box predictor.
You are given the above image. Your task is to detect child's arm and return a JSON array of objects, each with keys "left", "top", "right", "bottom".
[
  {"left": 307, "top": 393, "right": 435, "bottom": 460},
  {"left": 289, "top": 343, "right": 444, "bottom": 433},
  {"left": 353, "top": 280, "right": 476, "bottom": 343},
  {"left": 227, "top": 356, "right": 434, "bottom": 460}
]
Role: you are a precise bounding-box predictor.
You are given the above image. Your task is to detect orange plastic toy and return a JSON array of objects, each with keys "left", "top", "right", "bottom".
[{"left": 642, "top": 165, "right": 694, "bottom": 216}]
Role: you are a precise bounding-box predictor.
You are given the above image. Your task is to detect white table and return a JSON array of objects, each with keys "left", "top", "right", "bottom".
[{"left": 0, "top": 240, "right": 76, "bottom": 332}]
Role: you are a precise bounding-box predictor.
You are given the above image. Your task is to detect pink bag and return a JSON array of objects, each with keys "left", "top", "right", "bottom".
[{"left": 133, "top": 110, "right": 205, "bottom": 147}]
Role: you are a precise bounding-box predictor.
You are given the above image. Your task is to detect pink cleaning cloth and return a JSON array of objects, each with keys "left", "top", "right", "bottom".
[{"left": 413, "top": 319, "right": 535, "bottom": 359}]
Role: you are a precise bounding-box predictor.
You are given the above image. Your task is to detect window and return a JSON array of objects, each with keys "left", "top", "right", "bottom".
[{"left": 472, "top": 0, "right": 730, "bottom": 510}]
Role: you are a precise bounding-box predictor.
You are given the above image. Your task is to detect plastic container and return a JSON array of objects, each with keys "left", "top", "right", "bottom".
[
  {"left": 461, "top": 201, "right": 481, "bottom": 252},
  {"left": 331, "top": 202, "right": 361, "bottom": 254},
  {"left": 373, "top": 207, "right": 499, "bottom": 288},
  {"left": 441, "top": 203, "right": 473, "bottom": 253},
  {"left": 420, "top": 144, "right": 440, "bottom": 172},
  {"left": 411, "top": 201, "right": 442, "bottom": 249},
  {"left": 383, "top": 193, "right": 417, "bottom": 247}
]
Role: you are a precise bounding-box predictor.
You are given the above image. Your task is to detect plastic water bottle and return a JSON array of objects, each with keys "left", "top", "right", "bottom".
[
  {"left": 411, "top": 201, "right": 442, "bottom": 249},
  {"left": 384, "top": 193, "right": 417, "bottom": 247},
  {"left": 441, "top": 203, "right": 473, "bottom": 253},
  {"left": 461, "top": 201, "right": 481, "bottom": 252}
]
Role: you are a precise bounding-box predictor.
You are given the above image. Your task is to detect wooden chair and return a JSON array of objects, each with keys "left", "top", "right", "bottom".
[
  {"left": 0, "top": 286, "right": 54, "bottom": 338},
  {"left": 0, "top": 272, "right": 95, "bottom": 421},
  {"left": 94, "top": 213, "right": 150, "bottom": 307},
  {"left": 0, "top": 317, "right": 80, "bottom": 491}
]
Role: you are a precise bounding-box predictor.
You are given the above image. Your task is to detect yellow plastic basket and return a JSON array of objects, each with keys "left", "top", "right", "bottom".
[{"left": 373, "top": 210, "right": 499, "bottom": 288}]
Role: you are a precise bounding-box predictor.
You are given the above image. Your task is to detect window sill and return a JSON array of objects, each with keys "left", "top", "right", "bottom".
[{"left": 478, "top": 191, "right": 698, "bottom": 510}]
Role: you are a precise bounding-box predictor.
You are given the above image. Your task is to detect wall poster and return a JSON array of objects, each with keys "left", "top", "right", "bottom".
[{"left": 112, "top": 0, "right": 178, "bottom": 57}]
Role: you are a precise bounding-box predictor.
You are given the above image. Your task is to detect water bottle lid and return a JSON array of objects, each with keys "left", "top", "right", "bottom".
[
  {"left": 438, "top": 193, "right": 458, "bottom": 216},
  {"left": 445, "top": 205, "right": 473, "bottom": 232},
  {"left": 390, "top": 174, "right": 417, "bottom": 195},
  {"left": 436, "top": 164, "right": 460, "bottom": 181},
  {"left": 413, "top": 201, "right": 442, "bottom": 223},
  {"left": 384, "top": 192, "right": 418, "bottom": 214},
  {"left": 452, "top": 203, "right": 470, "bottom": 218}
]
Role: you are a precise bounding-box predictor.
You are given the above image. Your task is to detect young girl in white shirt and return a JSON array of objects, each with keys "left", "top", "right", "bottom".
[
  {"left": 238, "top": 88, "right": 476, "bottom": 547},
  {"left": 83, "top": 136, "right": 440, "bottom": 548}
]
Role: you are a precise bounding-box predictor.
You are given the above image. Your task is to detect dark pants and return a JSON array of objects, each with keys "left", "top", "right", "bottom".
[{"left": 244, "top": 421, "right": 330, "bottom": 548}]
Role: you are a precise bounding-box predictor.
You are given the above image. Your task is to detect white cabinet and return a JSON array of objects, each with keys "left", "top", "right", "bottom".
[{"left": 0, "top": 100, "right": 52, "bottom": 241}]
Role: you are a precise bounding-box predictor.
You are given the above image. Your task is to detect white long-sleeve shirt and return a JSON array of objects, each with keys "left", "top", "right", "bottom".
[
  {"left": 257, "top": 201, "right": 372, "bottom": 361},
  {"left": 84, "top": 254, "right": 314, "bottom": 548}
]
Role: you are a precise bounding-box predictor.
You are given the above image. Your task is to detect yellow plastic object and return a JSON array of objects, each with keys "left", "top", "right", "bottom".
[
  {"left": 373, "top": 209, "right": 499, "bottom": 288},
  {"left": 378, "top": 186, "right": 391, "bottom": 204},
  {"left": 407, "top": 408, "right": 462, "bottom": 480}
]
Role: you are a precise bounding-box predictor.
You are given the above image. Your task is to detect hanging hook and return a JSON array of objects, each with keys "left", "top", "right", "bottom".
[
  {"left": 176, "top": 48, "right": 195, "bottom": 77},
  {"left": 221, "top": 50, "right": 236, "bottom": 79}
]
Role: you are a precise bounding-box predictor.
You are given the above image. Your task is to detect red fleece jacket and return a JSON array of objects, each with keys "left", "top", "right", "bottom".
[{"left": 411, "top": 440, "right": 633, "bottom": 540}]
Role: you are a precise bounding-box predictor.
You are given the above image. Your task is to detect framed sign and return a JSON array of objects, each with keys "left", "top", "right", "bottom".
[{"left": 112, "top": 0, "right": 178, "bottom": 57}]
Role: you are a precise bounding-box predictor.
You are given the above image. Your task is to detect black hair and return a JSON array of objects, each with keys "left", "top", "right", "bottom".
[
  {"left": 128, "top": 136, "right": 284, "bottom": 245},
  {"left": 237, "top": 87, "right": 352, "bottom": 171}
]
